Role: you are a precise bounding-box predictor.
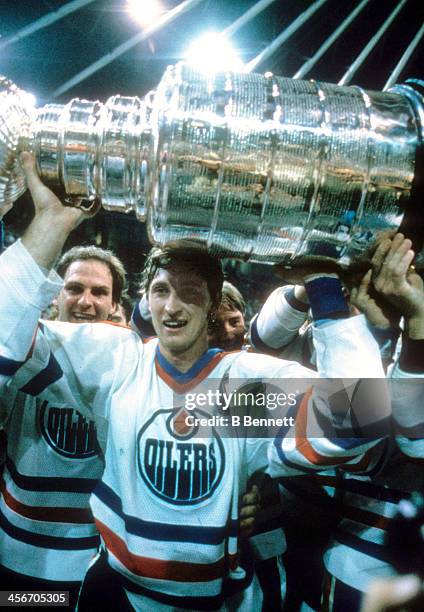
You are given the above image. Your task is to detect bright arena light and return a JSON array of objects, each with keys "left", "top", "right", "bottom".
[
  {"left": 184, "top": 32, "right": 243, "bottom": 73},
  {"left": 126, "top": 0, "right": 164, "bottom": 27},
  {"left": 24, "top": 92, "right": 37, "bottom": 109}
]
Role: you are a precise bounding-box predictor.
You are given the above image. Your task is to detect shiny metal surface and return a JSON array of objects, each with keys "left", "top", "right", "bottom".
[
  {"left": 101, "top": 95, "right": 143, "bottom": 214},
  {"left": 149, "top": 64, "right": 419, "bottom": 264},
  {"left": 33, "top": 93, "right": 152, "bottom": 216},
  {"left": 0, "top": 77, "right": 34, "bottom": 209},
  {"left": 0, "top": 64, "right": 422, "bottom": 264}
]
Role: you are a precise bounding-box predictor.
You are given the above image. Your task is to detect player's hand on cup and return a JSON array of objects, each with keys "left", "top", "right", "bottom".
[
  {"left": 372, "top": 233, "right": 424, "bottom": 322},
  {"left": 20, "top": 151, "right": 95, "bottom": 230},
  {"left": 350, "top": 269, "right": 399, "bottom": 329}
]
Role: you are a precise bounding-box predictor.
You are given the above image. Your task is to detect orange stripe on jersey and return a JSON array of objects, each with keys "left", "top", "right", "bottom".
[
  {"left": 156, "top": 352, "right": 229, "bottom": 394},
  {"left": 295, "top": 388, "right": 356, "bottom": 467},
  {"left": 96, "top": 519, "right": 237, "bottom": 582},
  {"left": 0, "top": 478, "right": 94, "bottom": 524}
]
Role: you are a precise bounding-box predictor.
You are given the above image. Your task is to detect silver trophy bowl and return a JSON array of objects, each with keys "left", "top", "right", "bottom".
[{"left": 0, "top": 63, "right": 422, "bottom": 265}]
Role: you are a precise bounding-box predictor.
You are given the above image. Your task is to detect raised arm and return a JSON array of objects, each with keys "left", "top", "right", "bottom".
[
  {"left": 249, "top": 284, "right": 310, "bottom": 357},
  {"left": 268, "top": 268, "right": 389, "bottom": 478},
  {"left": 0, "top": 153, "right": 87, "bottom": 377},
  {"left": 371, "top": 233, "right": 424, "bottom": 460},
  {"left": 371, "top": 233, "right": 424, "bottom": 342},
  {"left": 20, "top": 152, "right": 87, "bottom": 268},
  {"left": 0, "top": 154, "right": 136, "bottom": 414}
]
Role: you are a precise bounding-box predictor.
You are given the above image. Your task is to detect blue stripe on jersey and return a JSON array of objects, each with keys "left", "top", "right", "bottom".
[
  {"left": 273, "top": 443, "right": 319, "bottom": 475},
  {"left": 94, "top": 481, "right": 238, "bottom": 544},
  {"left": 326, "top": 437, "right": 376, "bottom": 450},
  {"left": 112, "top": 557, "right": 253, "bottom": 610},
  {"left": 311, "top": 401, "right": 364, "bottom": 447},
  {"left": 278, "top": 478, "right": 337, "bottom": 510},
  {"left": 361, "top": 439, "right": 390, "bottom": 479},
  {"left": 334, "top": 528, "right": 390, "bottom": 563},
  {"left": 0, "top": 509, "right": 100, "bottom": 550},
  {"left": 19, "top": 352, "right": 63, "bottom": 396},
  {"left": 278, "top": 460, "right": 407, "bottom": 505},
  {"left": 6, "top": 457, "right": 99, "bottom": 494},
  {"left": 337, "top": 476, "right": 408, "bottom": 504},
  {"left": 0, "top": 355, "right": 25, "bottom": 376},
  {"left": 273, "top": 402, "right": 323, "bottom": 475},
  {"left": 312, "top": 390, "right": 390, "bottom": 445},
  {"left": 155, "top": 346, "right": 222, "bottom": 384}
]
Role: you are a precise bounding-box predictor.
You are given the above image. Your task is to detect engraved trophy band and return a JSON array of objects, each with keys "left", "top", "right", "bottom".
[{"left": 0, "top": 63, "right": 423, "bottom": 265}]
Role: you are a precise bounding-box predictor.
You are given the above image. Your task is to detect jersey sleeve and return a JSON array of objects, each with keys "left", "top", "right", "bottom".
[
  {"left": 0, "top": 240, "right": 62, "bottom": 384},
  {"left": 249, "top": 286, "right": 308, "bottom": 355},
  {"left": 268, "top": 315, "right": 390, "bottom": 477},
  {"left": 389, "top": 338, "right": 424, "bottom": 460},
  {"left": 0, "top": 240, "right": 141, "bottom": 420}
]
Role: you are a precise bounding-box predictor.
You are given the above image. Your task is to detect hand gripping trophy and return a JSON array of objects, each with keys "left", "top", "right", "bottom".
[{"left": 0, "top": 63, "right": 422, "bottom": 265}]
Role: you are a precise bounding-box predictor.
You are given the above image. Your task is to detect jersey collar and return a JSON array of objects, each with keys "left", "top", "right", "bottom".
[{"left": 155, "top": 346, "right": 227, "bottom": 393}]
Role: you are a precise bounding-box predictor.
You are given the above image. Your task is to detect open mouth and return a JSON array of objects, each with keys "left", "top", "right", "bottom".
[
  {"left": 163, "top": 320, "right": 187, "bottom": 329},
  {"left": 72, "top": 313, "right": 96, "bottom": 321}
]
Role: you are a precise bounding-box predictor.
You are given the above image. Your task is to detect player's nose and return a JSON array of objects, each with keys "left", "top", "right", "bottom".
[
  {"left": 164, "top": 289, "right": 183, "bottom": 316},
  {"left": 77, "top": 290, "right": 95, "bottom": 309}
]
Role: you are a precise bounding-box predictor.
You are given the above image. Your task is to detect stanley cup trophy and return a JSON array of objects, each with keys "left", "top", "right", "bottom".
[{"left": 0, "top": 63, "right": 423, "bottom": 265}]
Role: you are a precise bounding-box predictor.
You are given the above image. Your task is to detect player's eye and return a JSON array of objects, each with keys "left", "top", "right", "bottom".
[
  {"left": 180, "top": 287, "right": 203, "bottom": 300},
  {"left": 65, "top": 284, "right": 83, "bottom": 294},
  {"left": 152, "top": 284, "right": 168, "bottom": 295}
]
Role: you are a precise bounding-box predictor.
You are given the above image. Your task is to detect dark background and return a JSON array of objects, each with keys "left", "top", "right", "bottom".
[
  {"left": 1, "top": 0, "right": 422, "bottom": 101},
  {"left": 1, "top": 0, "right": 423, "bottom": 308}
]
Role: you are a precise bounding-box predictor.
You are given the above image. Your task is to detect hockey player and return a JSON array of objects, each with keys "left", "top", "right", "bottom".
[
  {"left": 0, "top": 243, "right": 126, "bottom": 606},
  {"left": 208, "top": 281, "right": 247, "bottom": 351},
  {"left": 0, "top": 152, "right": 386, "bottom": 610},
  {"left": 248, "top": 267, "right": 403, "bottom": 610},
  {"left": 133, "top": 280, "right": 247, "bottom": 352},
  {"left": 267, "top": 234, "right": 424, "bottom": 611}
]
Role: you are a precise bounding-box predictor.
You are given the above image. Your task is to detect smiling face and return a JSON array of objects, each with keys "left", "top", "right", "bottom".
[
  {"left": 148, "top": 264, "right": 212, "bottom": 367},
  {"left": 56, "top": 259, "right": 116, "bottom": 323},
  {"left": 208, "top": 303, "right": 245, "bottom": 351}
]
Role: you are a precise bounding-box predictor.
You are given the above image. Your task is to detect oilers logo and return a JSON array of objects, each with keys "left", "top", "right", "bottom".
[
  {"left": 39, "top": 400, "right": 99, "bottom": 459},
  {"left": 137, "top": 408, "right": 225, "bottom": 505}
]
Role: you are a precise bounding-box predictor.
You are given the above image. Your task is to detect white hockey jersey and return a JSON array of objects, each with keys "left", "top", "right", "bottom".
[
  {"left": 265, "top": 332, "right": 423, "bottom": 595},
  {"left": 0, "top": 386, "right": 103, "bottom": 582},
  {"left": 0, "top": 240, "right": 386, "bottom": 610}
]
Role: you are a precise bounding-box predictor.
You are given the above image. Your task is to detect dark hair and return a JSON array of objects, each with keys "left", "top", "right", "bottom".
[
  {"left": 118, "top": 292, "right": 134, "bottom": 322},
  {"left": 141, "top": 241, "right": 223, "bottom": 309},
  {"left": 56, "top": 245, "right": 126, "bottom": 303},
  {"left": 221, "top": 281, "right": 246, "bottom": 315}
]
